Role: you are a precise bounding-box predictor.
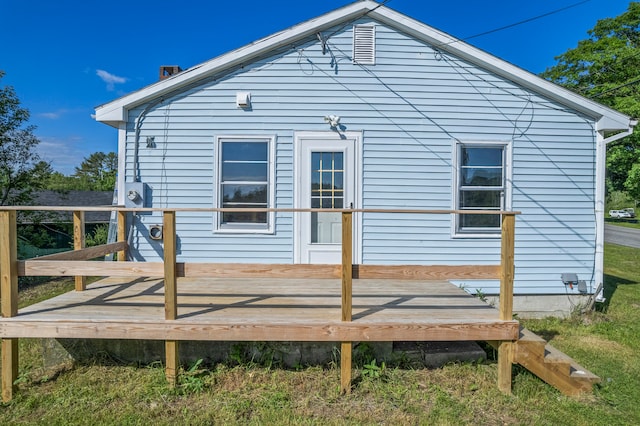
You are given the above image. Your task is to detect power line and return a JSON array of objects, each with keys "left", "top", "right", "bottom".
[
  {"left": 460, "top": 0, "right": 591, "bottom": 42},
  {"left": 590, "top": 76, "right": 640, "bottom": 98}
]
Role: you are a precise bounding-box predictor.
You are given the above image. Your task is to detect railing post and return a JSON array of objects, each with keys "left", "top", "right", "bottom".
[
  {"left": 117, "top": 210, "right": 127, "bottom": 261},
  {"left": 73, "top": 211, "right": 86, "bottom": 291},
  {"left": 340, "top": 211, "right": 353, "bottom": 394},
  {"left": 498, "top": 213, "right": 516, "bottom": 394},
  {"left": 163, "top": 210, "right": 179, "bottom": 387},
  {"left": 1, "top": 210, "right": 19, "bottom": 402}
]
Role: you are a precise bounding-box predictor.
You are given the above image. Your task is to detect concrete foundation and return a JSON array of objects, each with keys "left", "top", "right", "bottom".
[
  {"left": 487, "top": 294, "right": 593, "bottom": 319},
  {"left": 42, "top": 338, "right": 486, "bottom": 369}
]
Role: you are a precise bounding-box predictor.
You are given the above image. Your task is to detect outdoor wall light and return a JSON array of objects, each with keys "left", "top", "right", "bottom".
[{"left": 324, "top": 114, "right": 340, "bottom": 128}]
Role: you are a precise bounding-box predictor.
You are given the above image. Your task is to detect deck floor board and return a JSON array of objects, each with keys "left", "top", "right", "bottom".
[{"left": 0, "top": 277, "right": 518, "bottom": 342}]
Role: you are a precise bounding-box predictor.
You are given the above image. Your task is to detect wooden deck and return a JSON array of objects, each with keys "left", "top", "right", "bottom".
[
  {"left": 0, "top": 277, "right": 519, "bottom": 342},
  {"left": 2, "top": 206, "right": 524, "bottom": 400}
]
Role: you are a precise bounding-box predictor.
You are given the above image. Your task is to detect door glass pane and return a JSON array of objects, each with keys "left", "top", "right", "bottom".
[{"left": 311, "top": 151, "right": 344, "bottom": 244}]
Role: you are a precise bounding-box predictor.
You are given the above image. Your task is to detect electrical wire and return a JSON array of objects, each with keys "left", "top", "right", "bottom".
[{"left": 440, "top": 0, "right": 591, "bottom": 45}]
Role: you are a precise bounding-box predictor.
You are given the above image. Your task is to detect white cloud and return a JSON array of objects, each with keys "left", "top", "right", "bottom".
[
  {"left": 37, "top": 136, "right": 115, "bottom": 175},
  {"left": 38, "top": 109, "right": 68, "bottom": 120},
  {"left": 96, "top": 69, "right": 128, "bottom": 91}
]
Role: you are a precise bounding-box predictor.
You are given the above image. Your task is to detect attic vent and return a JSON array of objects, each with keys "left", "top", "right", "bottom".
[{"left": 353, "top": 25, "right": 375, "bottom": 65}]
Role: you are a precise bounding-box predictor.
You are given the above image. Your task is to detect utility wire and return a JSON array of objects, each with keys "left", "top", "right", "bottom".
[
  {"left": 590, "top": 76, "right": 640, "bottom": 98},
  {"left": 459, "top": 0, "right": 591, "bottom": 42}
]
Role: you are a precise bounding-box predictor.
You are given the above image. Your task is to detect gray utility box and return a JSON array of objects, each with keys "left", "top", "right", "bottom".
[{"left": 124, "top": 182, "right": 149, "bottom": 208}]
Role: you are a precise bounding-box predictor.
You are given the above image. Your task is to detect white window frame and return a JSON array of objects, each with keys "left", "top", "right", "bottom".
[
  {"left": 213, "top": 135, "right": 276, "bottom": 234},
  {"left": 452, "top": 140, "right": 512, "bottom": 238}
]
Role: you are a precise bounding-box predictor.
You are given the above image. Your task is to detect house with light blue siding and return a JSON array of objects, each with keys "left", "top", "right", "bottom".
[{"left": 95, "top": 1, "right": 635, "bottom": 316}]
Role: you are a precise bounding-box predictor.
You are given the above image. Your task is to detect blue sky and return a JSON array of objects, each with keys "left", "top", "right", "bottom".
[{"left": 0, "top": 0, "right": 631, "bottom": 174}]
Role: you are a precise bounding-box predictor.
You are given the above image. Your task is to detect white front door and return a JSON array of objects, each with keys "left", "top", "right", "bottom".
[{"left": 295, "top": 132, "right": 360, "bottom": 264}]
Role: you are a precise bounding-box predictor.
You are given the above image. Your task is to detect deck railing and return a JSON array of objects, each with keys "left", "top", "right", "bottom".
[{"left": 0, "top": 207, "right": 518, "bottom": 401}]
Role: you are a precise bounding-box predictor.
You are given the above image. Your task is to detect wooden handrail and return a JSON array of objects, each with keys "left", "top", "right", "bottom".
[
  {"left": 0, "top": 206, "right": 521, "bottom": 215},
  {"left": 29, "top": 242, "right": 129, "bottom": 262}
]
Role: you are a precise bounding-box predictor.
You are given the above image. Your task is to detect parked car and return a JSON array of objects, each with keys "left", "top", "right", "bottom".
[
  {"left": 623, "top": 208, "right": 636, "bottom": 218},
  {"left": 609, "top": 210, "right": 632, "bottom": 218}
]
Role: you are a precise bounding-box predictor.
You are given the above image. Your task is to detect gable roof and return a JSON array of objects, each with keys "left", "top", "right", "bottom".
[{"left": 95, "top": 0, "right": 633, "bottom": 133}]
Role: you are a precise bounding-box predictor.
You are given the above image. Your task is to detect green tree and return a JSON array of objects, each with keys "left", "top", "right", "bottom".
[
  {"left": 541, "top": 3, "right": 640, "bottom": 194},
  {"left": 73, "top": 151, "right": 117, "bottom": 191},
  {"left": 0, "top": 70, "right": 50, "bottom": 205}
]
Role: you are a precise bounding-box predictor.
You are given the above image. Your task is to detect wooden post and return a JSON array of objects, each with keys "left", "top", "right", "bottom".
[
  {"left": 340, "top": 211, "right": 353, "bottom": 394},
  {"left": 163, "top": 210, "right": 179, "bottom": 386},
  {"left": 498, "top": 213, "right": 516, "bottom": 394},
  {"left": 1, "top": 211, "right": 19, "bottom": 402},
  {"left": 117, "top": 210, "right": 127, "bottom": 261},
  {"left": 73, "top": 211, "right": 86, "bottom": 291}
]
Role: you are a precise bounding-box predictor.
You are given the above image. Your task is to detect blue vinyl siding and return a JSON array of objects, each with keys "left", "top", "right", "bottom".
[{"left": 124, "top": 18, "right": 597, "bottom": 295}]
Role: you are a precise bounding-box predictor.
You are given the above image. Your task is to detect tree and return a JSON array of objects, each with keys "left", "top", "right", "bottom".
[
  {"left": 0, "top": 70, "right": 49, "bottom": 205},
  {"left": 73, "top": 151, "right": 117, "bottom": 191},
  {"left": 541, "top": 3, "right": 640, "bottom": 195}
]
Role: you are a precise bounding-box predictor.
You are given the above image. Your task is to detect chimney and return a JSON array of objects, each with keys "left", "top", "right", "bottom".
[{"left": 159, "top": 65, "right": 182, "bottom": 80}]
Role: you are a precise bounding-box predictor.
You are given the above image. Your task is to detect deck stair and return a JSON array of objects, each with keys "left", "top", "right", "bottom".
[{"left": 512, "top": 328, "right": 600, "bottom": 396}]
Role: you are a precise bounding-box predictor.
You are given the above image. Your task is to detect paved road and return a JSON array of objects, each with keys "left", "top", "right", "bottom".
[{"left": 605, "top": 224, "right": 640, "bottom": 249}]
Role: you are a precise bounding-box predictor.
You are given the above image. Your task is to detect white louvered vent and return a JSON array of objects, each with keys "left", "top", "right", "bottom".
[{"left": 353, "top": 25, "right": 376, "bottom": 65}]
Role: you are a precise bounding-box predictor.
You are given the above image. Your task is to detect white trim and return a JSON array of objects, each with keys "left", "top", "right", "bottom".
[
  {"left": 117, "top": 123, "right": 127, "bottom": 206},
  {"left": 594, "top": 130, "right": 606, "bottom": 295},
  {"left": 293, "top": 131, "right": 362, "bottom": 264},
  {"left": 451, "top": 139, "right": 512, "bottom": 238},
  {"left": 94, "top": 0, "right": 632, "bottom": 133},
  {"left": 213, "top": 135, "right": 276, "bottom": 234}
]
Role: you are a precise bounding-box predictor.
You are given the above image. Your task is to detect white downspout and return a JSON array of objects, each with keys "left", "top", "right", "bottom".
[{"left": 594, "top": 120, "right": 637, "bottom": 301}]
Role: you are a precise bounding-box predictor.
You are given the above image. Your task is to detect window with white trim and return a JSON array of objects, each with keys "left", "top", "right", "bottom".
[
  {"left": 455, "top": 142, "right": 510, "bottom": 236},
  {"left": 215, "top": 136, "right": 274, "bottom": 232}
]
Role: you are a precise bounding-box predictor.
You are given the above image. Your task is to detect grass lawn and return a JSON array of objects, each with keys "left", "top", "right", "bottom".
[{"left": 1, "top": 245, "right": 639, "bottom": 425}]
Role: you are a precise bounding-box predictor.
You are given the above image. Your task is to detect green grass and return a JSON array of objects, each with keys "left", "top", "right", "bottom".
[
  {"left": 1, "top": 246, "right": 640, "bottom": 424},
  {"left": 605, "top": 218, "right": 640, "bottom": 229}
]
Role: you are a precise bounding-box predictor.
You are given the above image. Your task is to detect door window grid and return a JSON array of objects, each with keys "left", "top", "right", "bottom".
[{"left": 311, "top": 152, "right": 344, "bottom": 209}]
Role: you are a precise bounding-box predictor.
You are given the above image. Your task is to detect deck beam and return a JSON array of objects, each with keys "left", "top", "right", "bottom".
[
  {"left": 163, "top": 210, "right": 179, "bottom": 387},
  {"left": 73, "top": 211, "right": 87, "bottom": 291},
  {"left": 0, "top": 211, "right": 18, "bottom": 402},
  {"left": 498, "top": 214, "right": 516, "bottom": 394},
  {"left": 341, "top": 212, "right": 353, "bottom": 394}
]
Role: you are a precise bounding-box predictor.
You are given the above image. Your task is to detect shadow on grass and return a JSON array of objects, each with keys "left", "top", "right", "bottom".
[{"left": 599, "top": 273, "right": 637, "bottom": 313}]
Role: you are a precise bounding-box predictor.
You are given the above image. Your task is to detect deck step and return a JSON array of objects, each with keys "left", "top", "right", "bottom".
[{"left": 512, "top": 328, "right": 600, "bottom": 396}]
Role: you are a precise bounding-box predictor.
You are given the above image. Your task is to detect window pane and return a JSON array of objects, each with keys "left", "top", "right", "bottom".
[
  {"left": 312, "top": 153, "right": 321, "bottom": 171},
  {"left": 222, "top": 184, "right": 267, "bottom": 204},
  {"left": 334, "top": 153, "right": 343, "bottom": 170},
  {"left": 462, "top": 147, "right": 503, "bottom": 167},
  {"left": 322, "top": 172, "right": 333, "bottom": 189},
  {"left": 460, "top": 213, "right": 501, "bottom": 229},
  {"left": 222, "top": 210, "right": 267, "bottom": 224},
  {"left": 461, "top": 168, "right": 502, "bottom": 186},
  {"left": 222, "top": 142, "right": 268, "bottom": 162},
  {"left": 322, "top": 152, "right": 332, "bottom": 168},
  {"left": 222, "top": 162, "right": 268, "bottom": 181},
  {"left": 460, "top": 190, "right": 501, "bottom": 208},
  {"left": 334, "top": 172, "right": 343, "bottom": 190}
]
